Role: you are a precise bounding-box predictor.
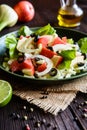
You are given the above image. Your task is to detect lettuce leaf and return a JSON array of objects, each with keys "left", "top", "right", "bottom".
[
  {"left": 35, "top": 24, "right": 56, "bottom": 36},
  {"left": 18, "top": 26, "right": 33, "bottom": 36},
  {"left": 60, "top": 50, "right": 76, "bottom": 60},
  {"left": 78, "top": 37, "right": 87, "bottom": 53},
  {"left": 5, "top": 34, "right": 17, "bottom": 58},
  {"left": 58, "top": 60, "right": 71, "bottom": 69},
  {"left": 58, "top": 50, "right": 76, "bottom": 69}
]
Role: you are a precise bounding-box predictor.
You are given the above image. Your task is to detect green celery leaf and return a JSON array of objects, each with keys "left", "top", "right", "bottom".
[{"left": 78, "top": 37, "right": 87, "bottom": 53}]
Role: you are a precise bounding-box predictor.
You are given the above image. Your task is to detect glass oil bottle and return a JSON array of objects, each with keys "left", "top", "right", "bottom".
[{"left": 57, "top": 0, "right": 83, "bottom": 27}]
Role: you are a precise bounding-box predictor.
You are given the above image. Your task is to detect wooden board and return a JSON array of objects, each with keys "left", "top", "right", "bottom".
[{"left": 0, "top": 93, "right": 87, "bottom": 130}]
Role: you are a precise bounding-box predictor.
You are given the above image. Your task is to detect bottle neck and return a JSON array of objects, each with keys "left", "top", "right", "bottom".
[{"left": 66, "top": 0, "right": 76, "bottom": 6}]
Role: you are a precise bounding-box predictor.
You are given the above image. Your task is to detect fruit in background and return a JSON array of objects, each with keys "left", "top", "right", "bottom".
[
  {"left": 0, "top": 80, "right": 12, "bottom": 107},
  {"left": 13, "top": 1, "right": 35, "bottom": 22}
]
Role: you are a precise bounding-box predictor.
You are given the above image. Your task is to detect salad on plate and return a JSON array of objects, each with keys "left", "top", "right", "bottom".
[{"left": 1, "top": 24, "right": 87, "bottom": 80}]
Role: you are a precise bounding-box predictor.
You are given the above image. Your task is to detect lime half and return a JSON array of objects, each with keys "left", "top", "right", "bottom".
[{"left": 0, "top": 80, "right": 12, "bottom": 107}]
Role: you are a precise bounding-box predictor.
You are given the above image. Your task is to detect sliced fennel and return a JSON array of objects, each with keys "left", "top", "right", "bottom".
[{"left": 0, "top": 4, "right": 18, "bottom": 31}]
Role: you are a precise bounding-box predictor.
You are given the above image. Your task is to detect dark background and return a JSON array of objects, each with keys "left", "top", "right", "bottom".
[{"left": 0, "top": 0, "right": 87, "bottom": 35}]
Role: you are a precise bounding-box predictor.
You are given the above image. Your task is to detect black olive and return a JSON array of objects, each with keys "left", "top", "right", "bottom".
[
  {"left": 82, "top": 53, "right": 87, "bottom": 60},
  {"left": 34, "top": 73, "right": 39, "bottom": 78},
  {"left": 47, "top": 46, "right": 53, "bottom": 51},
  {"left": 34, "top": 35, "right": 39, "bottom": 42},
  {"left": 30, "top": 33, "right": 39, "bottom": 42},
  {"left": 34, "top": 57, "right": 42, "bottom": 61},
  {"left": 30, "top": 33, "right": 36, "bottom": 37},
  {"left": 17, "top": 54, "right": 25, "bottom": 63},
  {"left": 49, "top": 68, "right": 57, "bottom": 76},
  {"left": 77, "top": 62, "right": 84, "bottom": 67},
  {"left": 56, "top": 51, "right": 60, "bottom": 55}
]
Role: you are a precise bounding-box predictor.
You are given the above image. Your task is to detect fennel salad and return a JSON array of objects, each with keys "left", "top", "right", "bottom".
[{"left": 2, "top": 24, "right": 87, "bottom": 79}]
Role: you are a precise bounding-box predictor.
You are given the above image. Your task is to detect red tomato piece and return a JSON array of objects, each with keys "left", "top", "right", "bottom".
[
  {"left": 40, "top": 47, "right": 57, "bottom": 58},
  {"left": 22, "top": 58, "right": 34, "bottom": 75},
  {"left": 10, "top": 60, "right": 22, "bottom": 72},
  {"left": 37, "top": 37, "right": 49, "bottom": 47},
  {"left": 52, "top": 37, "right": 66, "bottom": 46},
  {"left": 37, "top": 62, "right": 47, "bottom": 72},
  {"left": 62, "top": 36, "right": 67, "bottom": 43}
]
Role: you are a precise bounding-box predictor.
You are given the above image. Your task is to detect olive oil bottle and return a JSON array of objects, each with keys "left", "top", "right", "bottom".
[{"left": 57, "top": 0, "right": 83, "bottom": 27}]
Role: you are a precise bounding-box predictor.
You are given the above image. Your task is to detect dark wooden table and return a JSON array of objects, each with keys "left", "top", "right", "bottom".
[{"left": 0, "top": 0, "right": 87, "bottom": 130}]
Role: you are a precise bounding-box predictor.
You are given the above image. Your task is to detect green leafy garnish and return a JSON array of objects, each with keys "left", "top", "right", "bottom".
[
  {"left": 58, "top": 60, "right": 71, "bottom": 69},
  {"left": 5, "top": 34, "right": 17, "bottom": 58},
  {"left": 18, "top": 26, "right": 33, "bottom": 36},
  {"left": 60, "top": 50, "right": 76, "bottom": 60},
  {"left": 58, "top": 50, "right": 76, "bottom": 69},
  {"left": 78, "top": 37, "right": 87, "bottom": 53},
  {"left": 35, "top": 24, "right": 56, "bottom": 36}
]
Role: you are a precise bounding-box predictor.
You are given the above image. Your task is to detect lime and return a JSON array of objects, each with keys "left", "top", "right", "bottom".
[{"left": 0, "top": 80, "right": 12, "bottom": 107}]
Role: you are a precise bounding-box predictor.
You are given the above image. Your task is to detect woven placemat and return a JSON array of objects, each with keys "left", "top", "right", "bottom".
[{"left": 13, "top": 76, "right": 87, "bottom": 115}]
